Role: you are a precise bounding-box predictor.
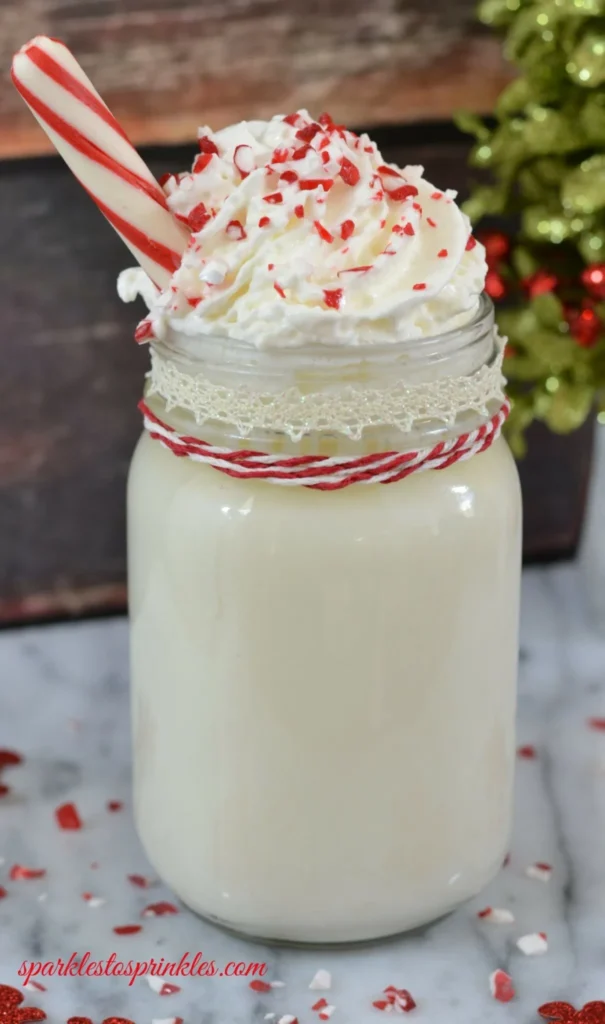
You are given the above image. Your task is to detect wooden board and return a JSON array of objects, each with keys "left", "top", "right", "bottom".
[
  {"left": 0, "top": 128, "right": 592, "bottom": 625},
  {"left": 0, "top": 0, "right": 513, "bottom": 159}
]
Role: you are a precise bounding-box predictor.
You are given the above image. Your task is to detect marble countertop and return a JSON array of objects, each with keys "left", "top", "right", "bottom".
[{"left": 1, "top": 562, "right": 605, "bottom": 1023}]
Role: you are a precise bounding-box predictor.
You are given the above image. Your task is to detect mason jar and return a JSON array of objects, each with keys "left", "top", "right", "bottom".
[{"left": 127, "top": 294, "right": 522, "bottom": 944}]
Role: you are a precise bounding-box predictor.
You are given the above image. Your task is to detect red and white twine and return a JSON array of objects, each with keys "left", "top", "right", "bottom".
[{"left": 139, "top": 399, "right": 510, "bottom": 490}]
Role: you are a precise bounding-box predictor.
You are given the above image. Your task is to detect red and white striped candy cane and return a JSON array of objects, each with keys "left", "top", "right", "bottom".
[{"left": 11, "top": 36, "right": 189, "bottom": 289}]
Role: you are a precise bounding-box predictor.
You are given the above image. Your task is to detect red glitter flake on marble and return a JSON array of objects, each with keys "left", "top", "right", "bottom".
[
  {"left": 588, "top": 717, "right": 605, "bottom": 731},
  {"left": 113, "top": 924, "right": 142, "bottom": 936},
  {"left": 340, "top": 219, "right": 355, "bottom": 240},
  {"left": 413, "top": 283, "right": 427, "bottom": 291},
  {"left": 142, "top": 901, "right": 179, "bottom": 917},
  {"left": 274, "top": 283, "right": 286, "bottom": 299},
  {"left": 0, "top": 984, "right": 46, "bottom": 1024},
  {"left": 518, "top": 744, "right": 537, "bottom": 759},
  {"left": 55, "top": 802, "right": 82, "bottom": 830},
  {"left": 489, "top": 970, "right": 515, "bottom": 1003},
  {"left": 249, "top": 980, "right": 272, "bottom": 993},
  {"left": 438, "top": 249, "right": 448, "bottom": 258},
  {"left": 0, "top": 751, "right": 22, "bottom": 768},
  {"left": 259, "top": 217, "right": 271, "bottom": 228},
  {"left": 323, "top": 289, "right": 343, "bottom": 310},
  {"left": 9, "top": 866, "right": 46, "bottom": 881}
]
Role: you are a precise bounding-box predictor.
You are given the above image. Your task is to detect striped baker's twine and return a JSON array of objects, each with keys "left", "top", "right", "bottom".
[{"left": 139, "top": 399, "right": 510, "bottom": 490}]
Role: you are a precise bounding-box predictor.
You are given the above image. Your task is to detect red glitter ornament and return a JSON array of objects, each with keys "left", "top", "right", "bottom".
[
  {"left": 485, "top": 270, "right": 507, "bottom": 301},
  {"left": 582, "top": 264, "right": 605, "bottom": 301},
  {"left": 477, "top": 230, "right": 510, "bottom": 266},
  {"left": 539, "top": 1002, "right": 605, "bottom": 1023},
  {"left": 567, "top": 306, "right": 602, "bottom": 348},
  {"left": 0, "top": 984, "right": 46, "bottom": 1024},
  {"left": 523, "top": 270, "right": 559, "bottom": 298}
]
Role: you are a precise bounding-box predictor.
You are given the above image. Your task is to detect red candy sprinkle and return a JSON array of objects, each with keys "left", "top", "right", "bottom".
[
  {"left": 413, "top": 283, "right": 427, "bottom": 290},
  {"left": 280, "top": 170, "right": 299, "bottom": 184},
  {"left": 403, "top": 223, "right": 415, "bottom": 236},
  {"left": 299, "top": 179, "right": 334, "bottom": 191},
  {"left": 321, "top": 152, "right": 330, "bottom": 165},
  {"left": 283, "top": 113, "right": 301, "bottom": 126},
  {"left": 323, "top": 288, "right": 343, "bottom": 310},
  {"left": 466, "top": 235, "right": 477, "bottom": 251},
  {"left": 373, "top": 987, "right": 416, "bottom": 1013},
  {"left": 518, "top": 744, "right": 537, "bottom": 758},
  {"left": 187, "top": 203, "right": 212, "bottom": 232},
  {"left": 198, "top": 135, "right": 219, "bottom": 155},
  {"left": 318, "top": 113, "right": 333, "bottom": 126},
  {"left": 264, "top": 192, "right": 284, "bottom": 204},
  {"left": 377, "top": 164, "right": 403, "bottom": 179},
  {"left": 268, "top": 263, "right": 275, "bottom": 271},
  {"left": 489, "top": 969, "right": 515, "bottom": 1003},
  {"left": 274, "top": 283, "right": 286, "bottom": 299},
  {"left": 312, "top": 1000, "right": 329, "bottom": 1012},
  {"left": 387, "top": 184, "right": 418, "bottom": 202},
  {"left": 259, "top": 216, "right": 271, "bottom": 228},
  {"left": 128, "top": 874, "right": 153, "bottom": 888},
  {"left": 142, "top": 901, "right": 179, "bottom": 917},
  {"left": 55, "top": 802, "right": 82, "bottom": 830},
  {"left": 158, "top": 172, "right": 176, "bottom": 187},
  {"left": 339, "top": 157, "right": 360, "bottom": 186},
  {"left": 107, "top": 800, "right": 123, "bottom": 812},
  {"left": 431, "top": 191, "right": 443, "bottom": 199},
  {"left": 193, "top": 152, "right": 214, "bottom": 174},
  {"left": 0, "top": 750, "right": 22, "bottom": 768},
  {"left": 427, "top": 217, "right": 437, "bottom": 228},
  {"left": 234, "top": 144, "right": 255, "bottom": 179},
  {"left": 295, "top": 123, "right": 322, "bottom": 143},
  {"left": 272, "top": 147, "right": 289, "bottom": 164},
  {"left": 293, "top": 144, "right": 311, "bottom": 160},
  {"left": 339, "top": 265, "right": 372, "bottom": 274},
  {"left": 113, "top": 925, "right": 142, "bottom": 936},
  {"left": 294, "top": 205, "right": 305, "bottom": 219},
  {"left": 314, "top": 220, "right": 334, "bottom": 243},
  {"left": 340, "top": 219, "right": 355, "bottom": 240},
  {"left": 249, "top": 980, "right": 272, "bottom": 993},
  {"left": 588, "top": 717, "right": 605, "bottom": 730},
  {"left": 226, "top": 220, "right": 247, "bottom": 241},
  {"left": 438, "top": 248, "right": 448, "bottom": 258},
  {"left": 10, "top": 865, "right": 46, "bottom": 880}
]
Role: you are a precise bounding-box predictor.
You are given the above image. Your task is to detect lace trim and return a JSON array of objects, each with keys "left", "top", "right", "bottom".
[{"left": 147, "top": 333, "right": 507, "bottom": 442}]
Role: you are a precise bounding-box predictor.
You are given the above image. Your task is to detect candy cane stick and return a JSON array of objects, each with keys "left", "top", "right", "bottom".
[{"left": 11, "top": 36, "right": 189, "bottom": 289}]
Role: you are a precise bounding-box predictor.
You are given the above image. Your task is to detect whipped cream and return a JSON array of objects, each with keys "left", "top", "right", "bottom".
[{"left": 119, "top": 111, "right": 487, "bottom": 348}]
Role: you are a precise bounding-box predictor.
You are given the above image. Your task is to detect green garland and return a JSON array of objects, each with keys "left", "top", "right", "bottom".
[{"left": 456, "top": 0, "right": 605, "bottom": 455}]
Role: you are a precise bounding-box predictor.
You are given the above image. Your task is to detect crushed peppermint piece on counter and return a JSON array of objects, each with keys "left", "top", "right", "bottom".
[
  {"left": 318, "top": 1006, "right": 335, "bottom": 1020},
  {"left": 82, "top": 892, "right": 106, "bottom": 907},
  {"left": 55, "top": 802, "right": 83, "bottom": 830},
  {"left": 277, "top": 1017, "right": 298, "bottom": 1024},
  {"left": 413, "top": 283, "right": 427, "bottom": 291},
  {"left": 0, "top": 785, "right": 9, "bottom": 798},
  {"left": 107, "top": 800, "right": 123, "bottom": 812},
  {"left": 0, "top": 750, "right": 23, "bottom": 768},
  {"left": 489, "top": 970, "right": 515, "bottom": 1003},
  {"left": 146, "top": 975, "right": 181, "bottom": 996},
  {"left": 10, "top": 865, "right": 46, "bottom": 880},
  {"left": 128, "top": 874, "right": 155, "bottom": 888},
  {"left": 526, "top": 862, "right": 553, "bottom": 882},
  {"left": 518, "top": 744, "right": 537, "bottom": 758},
  {"left": 312, "top": 999, "right": 328, "bottom": 1011},
  {"left": 588, "top": 717, "right": 605, "bottom": 731},
  {"left": 477, "top": 907, "right": 515, "bottom": 923},
  {"left": 517, "top": 932, "right": 548, "bottom": 955},
  {"left": 309, "top": 970, "right": 332, "bottom": 991},
  {"left": 249, "top": 981, "right": 272, "bottom": 993},
  {"left": 24, "top": 982, "right": 46, "bottom": 993},
  {"left": 0, "top": 888, "right": 7, "bottom": 899},
  {"left": 234, "top": 144, "right": 255, "bottom": 178},
  {"left": 142, "top": 901, "right": 179, "bottom": 917},
  {"left": 152, "top": 1018, "right": 183, "bottom": 1024},
  {"left": 113, "top": 924, "right": 142, "bottom": 935}
]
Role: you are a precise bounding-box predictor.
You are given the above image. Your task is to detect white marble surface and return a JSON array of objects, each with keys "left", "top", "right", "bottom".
[{"left": 1, "top": 563, "right": 605, "bottom": 1023}]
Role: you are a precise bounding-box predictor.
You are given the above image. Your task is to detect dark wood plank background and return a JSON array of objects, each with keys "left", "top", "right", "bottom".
[
  {"left": 1, "top": 0, "right": 513, "bottom": 159},
  {"left": 0, "top": 3, "right": 591, "bottom": 625}
]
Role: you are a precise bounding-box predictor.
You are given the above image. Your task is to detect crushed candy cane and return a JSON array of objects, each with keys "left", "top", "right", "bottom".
[
  {"left": 147, "top": 975, "right": 181, "bottom": 996},
  {"left": 107, "top": 800, "right": 123, "bottom": 812},
  {"left": 127, "top": 874, "right": 155, "bottom": 888},
  {"left": 23, "top": 982, "right": 46, "bottom": 993},
  {"left": 373, "top": 987, "right": 416, "bottom": 1012},
  {"left": 82, "top": 893, "right": 106, "bottom": 908},
  {"left": 526, "top": 862, "right": 553, "bottom": 882},
  {"left": 113, "top": 924, "right": 142, "bottom": 936},
  {"left": 277, "top": 1017, "right": 298, "bottom": 1024},
  {"left": 142, "top": 901, "right": 179, "bottom": 917},
  {"left": 312, "top": 1000, "right": 328, "bottom": 1012},
  {"left": 318, "top": 1006, "right": 335, "bottom": 1020},
  {"left": 0, "top": 750, "right": 23, "bottom": 768},
  {"left": 516, "top": 932, "right": 548, "bottom": 955},
  {"left": 588, "top": 717, "right": 605, "bottom": 731},
  {"left": 477, "top": 907, "right": 515, "bottom": 924},
  {"left": 10, "top": 864, "right": 46, "bottom": 880},
  {"left": 55, "top": 802, "right": 83, "bottom": 830},
  {"left": 518, "top": 744, "right": 537, "bottom": 759},
  {"left": 249, "top": 981, "right": 272, "bottom": 993},
  {"left": 489, "top": 970, "right": 515, "bottom": 1003},
  {"left": 309, "top": 970, "right": 331, "bottom": 991}
]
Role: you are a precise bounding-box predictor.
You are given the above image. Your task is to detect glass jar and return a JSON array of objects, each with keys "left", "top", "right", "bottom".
[{"left": 127, "top": 296, "right": 522, "bottom": 944}]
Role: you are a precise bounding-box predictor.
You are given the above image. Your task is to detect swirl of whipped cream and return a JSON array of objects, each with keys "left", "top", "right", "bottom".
[{"left": 118, "top": 110, "right": 487, "bottom": 349}]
